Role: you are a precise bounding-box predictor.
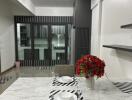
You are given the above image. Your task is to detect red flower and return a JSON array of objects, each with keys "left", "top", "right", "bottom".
[{"left": 75, "top": 54, "right": 105, "bottom": 79}]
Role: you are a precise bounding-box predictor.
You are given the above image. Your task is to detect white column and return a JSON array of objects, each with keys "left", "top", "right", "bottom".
[{"left": 91, "top": 0, "right": 103, "bottom": 57}]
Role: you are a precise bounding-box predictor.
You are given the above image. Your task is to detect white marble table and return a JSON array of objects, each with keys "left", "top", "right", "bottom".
[{"left": 0, "top": 77, "right": 132, "bottom": 100}]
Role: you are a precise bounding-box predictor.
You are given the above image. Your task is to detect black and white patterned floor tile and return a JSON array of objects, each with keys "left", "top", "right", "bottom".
[
  {"left": 113, "top": 82, "right": 132, "bottom": 94},
  {"left": 52, "top": 77, "right": 78, "bottom": 86},
  {"left": 49, "top": 90, "right": 83, "bottom": 100}
]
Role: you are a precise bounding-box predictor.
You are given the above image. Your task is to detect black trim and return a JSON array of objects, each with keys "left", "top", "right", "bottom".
[
  {"left": 48, "top": 24, "right": 52, "bottom": 66},
  {"left": 14, "top": 17, "right": 18, "bottom": 61},
  {"left": 103, "top": 45, "right": 132, "bottom": 52},
  {"left": 30, "top": 24, "right": 34, "bottom": 66},
  {"left": 121, "top": 24, "right": 132, "bottom": 29}
]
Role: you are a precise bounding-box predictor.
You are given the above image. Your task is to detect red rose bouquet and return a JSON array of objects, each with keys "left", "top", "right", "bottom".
[{"left": 76, "top": 54, "right": 105, "bottom": 79}]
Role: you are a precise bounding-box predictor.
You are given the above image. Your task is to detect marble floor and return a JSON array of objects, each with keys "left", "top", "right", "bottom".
[
  {"left": 0, "top": 66, "right": 132, "bottom": 100},
  {"left": 0, "top": 66, "right": 54, "bottom": 94}
]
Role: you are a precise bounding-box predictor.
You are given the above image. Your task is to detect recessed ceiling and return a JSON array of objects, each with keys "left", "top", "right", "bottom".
[{"left": 31, "top": 0, "right": 74, "bottom": 7}]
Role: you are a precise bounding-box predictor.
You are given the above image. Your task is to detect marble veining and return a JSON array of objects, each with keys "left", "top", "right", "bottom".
[{"left": 0, "top": 77, "right": 132, "bottom": 100}]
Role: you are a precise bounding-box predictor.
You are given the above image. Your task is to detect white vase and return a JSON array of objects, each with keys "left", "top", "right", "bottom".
[{"left": 85, "top": 77, "right": 95, "bottom": 90}]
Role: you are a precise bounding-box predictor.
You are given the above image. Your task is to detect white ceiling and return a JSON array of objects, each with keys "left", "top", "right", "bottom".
[{"left": 31, "top": 0, "right": 74, "bottom": 7}]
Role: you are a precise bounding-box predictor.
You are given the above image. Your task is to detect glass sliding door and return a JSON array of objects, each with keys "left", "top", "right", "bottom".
[
  {"left": 17, "top": 23, "right": 32, "bottom": 66},
  {"left": 51, "top": 25, "right": 67, "bottom": 65},
  {"left": 33, "top": 24, "right": 49, "bottom": 66},
  {"left": 16, "top": 23, "right": 69, "bottom": 67}
]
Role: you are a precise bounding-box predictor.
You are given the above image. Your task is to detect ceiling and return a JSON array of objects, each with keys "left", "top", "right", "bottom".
[{"left": 31, "top": 0, "right": 74, "bottom": 7}]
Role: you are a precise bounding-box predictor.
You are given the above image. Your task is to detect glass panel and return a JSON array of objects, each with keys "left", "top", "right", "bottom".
[
  {"left": 17, "top": 23, "right": 32, "bottom": 61},
  {"left": 34, "top": 25, "right": 49, "bottom": 62},
  {"left": 51, "top": 25, "right": 66, "bottom": 63}
]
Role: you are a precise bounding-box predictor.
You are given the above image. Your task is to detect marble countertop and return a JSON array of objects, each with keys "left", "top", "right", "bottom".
[{"left": 0, "top": 77, "right": 132, "bottom": 100}]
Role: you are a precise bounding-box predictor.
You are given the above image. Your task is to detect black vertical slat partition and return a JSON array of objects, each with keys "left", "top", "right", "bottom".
[
  {"left": 15, "top": 16, "right": 72, "bottom": 24},
  {"left": 15, "top": 16, "right": 72, "bottom": 67},
  {"left": 75, "top": 27, "right": 90, "bottom": 62}
]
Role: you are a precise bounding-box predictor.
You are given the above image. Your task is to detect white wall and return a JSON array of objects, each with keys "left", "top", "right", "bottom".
[
  {"left": 35, "top": 7, "right": 73, "bottom": 16},
  {"left": 0, "top": 0, "right": 33, "bottom": 72},
  {"left": 17, "top": 0, "right": 35, "bottom": 14},
  {"left": 91, "top": 0, "right": 132, "bottom": 80},
  {"left": 11, "top": 0, "right": 34, "bottom": 15},
  {"left": 0, "top": 0, "right": 15, "bottom": 72}
]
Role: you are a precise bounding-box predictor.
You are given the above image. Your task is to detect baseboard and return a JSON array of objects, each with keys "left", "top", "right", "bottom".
[{"left": 0, "top": 65, "right": 16, "bottom": 75}]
